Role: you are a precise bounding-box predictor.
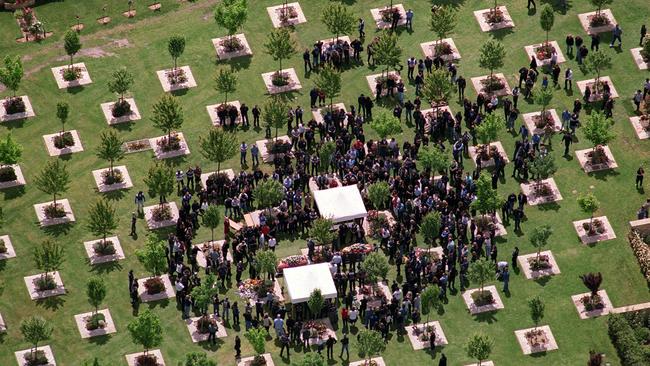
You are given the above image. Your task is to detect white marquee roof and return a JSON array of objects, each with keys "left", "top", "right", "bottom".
[
  {"left": 313, "top": 185, "right": 368, "bottom": 224},
  {"left": 283, "top": 263, "right": 338, "bottom": 304}
]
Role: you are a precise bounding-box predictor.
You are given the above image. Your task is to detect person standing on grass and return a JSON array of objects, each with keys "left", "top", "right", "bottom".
[
  {"left": 326, "top": 335, "right": 337, "bottom": 359},
  {"left": 640, "top": 25, "right": 647, "bottom": 46},
  {"left": 130, "top": 212, "right": 137, "bottom": 236},
  {"left": 135, "top": 191, "right": 145, "bottom": 214},
  {"left": 610, "top": 24, "right": 623, "bottom": 47},
  {"left": 502, "top": 267, "right": 510, "bottom": 292},
  {"left": 634, "top": 90, "right": 643, "bottom": 112},
  {"left": 358, "top": 18, "right": 365, "bottom": 39},
  {"left": 234, "top": 335, "right": 241, "bottom": 358},
  {"left": 512, "top": 247, "right": 519, "bottom": 269},
  {"left": 339, "top": 333, "right": 350, "bottom": 358},
  {"left": 527, "top": 0, "right": 536, "bottom": 10},
  {"left": 405, "top": 8, "right": 414, "bottom": 31},
  {"left": 637, "top": 166, "right": 645, "bottom": 189}
]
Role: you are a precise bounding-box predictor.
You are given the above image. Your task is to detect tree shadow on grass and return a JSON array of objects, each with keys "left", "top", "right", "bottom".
[
  {"left": 36, "top": 295, "right": 66, "bottom": 311},
  {"left": 2, "top": 185, "right": 26, "bottom": 199},
  {"left": 534, "top": 275, "right": 553, "bottom": 287},
  {"left": 424, "top": 346, "right": 443, "bottom": 359},
  {"left": 103, "top": 188, "right": 127, "bottom": 201},
  {"left": 536, "top": 202, "right": 561, "bottom": 212},
  {"left": 87, "top": 334, "right": 111, "bottom": 346},
  {"left": 1, "top": 118, "right": 26, "bottom": 130},
  {"left": 490, "top": 27, "right": 514, "bottom": 41},
  {"left": 589, "top": 169, "right": 620, "bottom": 181},
  {"left": 541, "top": 0, "right": 572, "bottom": 14},
  {"left": 66, "top": 86, "right": 85, "bottom": 95},
  {"left": 431, "top": 0, "right": 466, "bottom": 8},
  {"left": 89, "top": 260, "right": 123, "bottom": 275},
  {"left": 199, "top": 338, "right": 225, "bottom": 352},
  {"left": 41, "top": 222, "right": 73, "bottom": 237},
  {"left": 216, "top": 56, "right": 252, "bottom": 72},
  {"left": 170, "top": 88, "right": 188, "bottom": 97},
  {"left": 472, "top": 310, "right": 498, "bottom": 323},
  {"left": 112, "top": 121, "right": 136, "bottom": 133},
  {"left": 145, "top": 298, "right": 170, "bottom": 310}
]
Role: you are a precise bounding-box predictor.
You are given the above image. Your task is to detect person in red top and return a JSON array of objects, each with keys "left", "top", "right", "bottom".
[
  {"left": 261, "top": 224, "right": 271, "bottom": 237},
  {"left": 341, "top": 307, "right": 349, "bottom": 328},
  {"left": 224, "top": 217, "right": 230, "bottom": 238}
]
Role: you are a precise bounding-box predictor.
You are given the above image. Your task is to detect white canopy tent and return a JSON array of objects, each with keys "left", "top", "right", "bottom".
[
  {"left": 313, "top": 185, "right": 368, "bottom": 224},
  {"left": 283, "top": 263, "right": 338, "bottom": 304}
]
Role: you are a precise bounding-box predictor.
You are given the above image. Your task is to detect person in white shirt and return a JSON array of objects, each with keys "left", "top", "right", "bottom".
[{"left": 268, "top": 236, "right": 277, "bottom": 251}]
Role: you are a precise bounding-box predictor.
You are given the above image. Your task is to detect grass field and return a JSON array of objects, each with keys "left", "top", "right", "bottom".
[{"left": 1, "top": 0, "right": 650, "bottom": 365}]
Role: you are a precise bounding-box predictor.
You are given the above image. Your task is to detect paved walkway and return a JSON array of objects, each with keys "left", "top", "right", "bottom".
[{"left": 611, "top": 302, "right": 650, "bottom": 314}]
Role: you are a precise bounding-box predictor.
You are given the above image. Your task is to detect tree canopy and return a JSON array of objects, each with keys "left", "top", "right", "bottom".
[
  {"left": 466, "top": 332, "right": 493, "bottom": 365},
  {"left": 86, "top": 198, "right": 119, "bottom": 243},
  {"left": 373, "top": 31, "right": 402, "bottom": 74},
  {"left": 34, "top": 159, "right": 70, "bottom": 206},
  {"left": 168, "top": 35, "right": 186, "bottom": 70},
  {"left": 33, "top": 239, "right": 65, "bottom": 275},
  {"left": 420, "top": 68, "right": 454, "bottom": 108},
  {"left": 64, "top": 30, "right": 81, "bottom": 66},
  {"left": 214, "top": 0, "right": 248, "bottom": 37},
  {"left": 420, "top": 211, "right": 442, "bottom": 246},
  {"left": 264, "top": 28, "right": 296, "bottom": 73},
  {"left": 0, "top": 134, "right": 22, "bottom": 166},
  {"left": 151, "top": 94, "right": 184, "bottom": 141},
  {"left": 0, "top": 55, "right": 23, "bottom": 97},
  {"left": 468, "top": 258, "right": 494, "bottom": 292},
  {"left": 107, "top": 67, "right": 134, "bottom": 102},
  {"left": 479, "top": 39, "right": 506, "bottom": 78},
  {"left": 367, "top": 181, "right": 391, "bottom": 210},
  {"left": 540, "top": 5, "right": 555, "bottom": 43},
  {"left": 136, "top": 235, "right": 167, "bottom": 277},
  {"left": 314, "top": 64, "right": 341, "bottom": 110},
  {"left": 263, "top": 95, "right": 289, "bottom": 140},
  {"left": 199, "top": 128, "right": 238, "bottom": 172},
  {"left": 321, "top": 3, "right": 355, "bottom": 41},
  {"left": 309, "top": 217, "right": 335, "bottom": 246},
  {"left": 144, "top": 162, "right": 174, "bottom": 204},
  {"left": 127, "top": 309, "right": 163, "bottom": 354},
  {"left": 361, "top": 252, "right": 390, "bottom": 283},
  {"left": 418, "top": 145, "right": 450, "bottom": 174},
  {"left": 96, "top": 129, "right": 124, "bottom": 177},
  {"left": 253, "top": 179, "right": 284, "bottom": 209},
  {"left": 86, "top": 276, "right": 107, "bottom": 315},
  {"left": 471, "top": 172, "right": 503, "bottom": 215},
  {"left": 357, "top": 329, "right": 386, "bottom": 361},
  {"left": 214, "top": 68, "right": 238, "bottom": 105},
  {"left": 583, "top": 112, "right": 615, "bottom": 148},
  {"left": 429, "top": 5, "right": 457, "bottom": 42},
  {"left": 370, "top": 110, "right": 402, "bottom": 139},
  {"left": 475, "top": 113, "right": 505, "bottom": 145}
]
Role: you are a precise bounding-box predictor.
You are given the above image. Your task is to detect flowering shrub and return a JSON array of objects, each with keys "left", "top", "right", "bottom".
[
  {"left": 276, "top": 254, "right": 308, "bottom": 272},
  {"left": 628, "top": 231, "right": 650, "bottom": 285}
]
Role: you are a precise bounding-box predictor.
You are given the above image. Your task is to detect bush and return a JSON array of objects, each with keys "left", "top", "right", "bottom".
[
  {"left": 135, "top": 354, "right": 158, "bottom": 366},
  {"left": 156, "top": 135, "right": 181, "bottom": 152},
  {"left": 85, "top": 313, "right": 106, "bottom": 330},
  {"left": 144, "top": 277, "right": 165, "bottom": 295},
  {"left": 607, "top": 314, "right": 648, "bottom": 366},
  {"left": 3, "top": 96, "right": 25, "bottom": 114},
  {"left": 111, "top": 99, "right": 131, "bottom": 118},
  {"left": 101, "top": 168, "right": 123, "bottom": 185},
  {"left": 93, "top": 240, "right": 116, "bottom": 256},
  {"left": 43, "top": 203, "right": 66, "bottom": 219},
  {"left": 0, "top": 166, "right": 18, "bottom": 182},
  {"left": 53, "top": 132, "right": 75, "bottom": 149},
  {"left": 35, "top": 274, "right": 57, "bottom": 291},
  {"left": 62, "top": 67, "right": 81, "bottom": 81},
  {"left": 151, "top": 205, "right": 172, "bottom": 222},
  {"left": 0, "top": 239, "right": 6, "bottom": 253},
  {"left": 23, "top": 350, "right": 49, "bottom": 366}
]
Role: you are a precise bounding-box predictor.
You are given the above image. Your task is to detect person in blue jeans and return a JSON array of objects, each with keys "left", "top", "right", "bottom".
[
  {"left": 251, "top": 143, "right": 259, "bottom": 167},
  {"left": 502, "top": 268, "right": 510, "bottom": 293},
  {"left": 405, "top": 9, "right": 414, "bottom": 31},
  {"left": 610, "top": 24, "right": 623, "bottom": 47},
  {"left": 239, "top": 142, "right": 247, "bottom": 165}
]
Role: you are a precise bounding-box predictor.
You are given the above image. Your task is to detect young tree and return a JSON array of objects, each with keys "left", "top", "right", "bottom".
[
  {"left": 34, "top": 159, "right": 70, "bottom": 207},
  {"left": 530, "top": 225, "right": 553, "bottom": 263},
  {"left": 373, "top": 30, "right": 402, "bottom": 77},
  {"left": 583, "top": 112, "right": 615, "bottom": 151},
  {"left": 33, "top": 239, "right": 65, "bottom": 284},
  {"left": 168, "top": 35, "right": 186, "bottom": 73},
  {"left": 96, "top": 129, "right": 124, "bottom": 180},
  {"left": 370, "top": 109, "right": 402, "bottom": 139},
  {"left": 478, "top": 39, "right": 506, "bottom": 86},
  {"left": 577, "top": 192, "right": 600, "bottom": 232},
  {"left": 199, "top": 129, "right": 238, "bottom": 172},
  {"left": 528, "top": 295, "right": 545, "bottom": 331},
  {"left": 263, "top": 95, "right": 288, "bottom": 140},
  {"left": 180, "top": 352, "right": 217, "bottom": 366},
  {"left": 86, "top": 199, "right": 119, "bottom": 245},
  {"left": 56, "top": 101, "right": 69, "bottom": 134},
  {"left": 418, "top": 145, "right": 450, "bottom": 176},
  {"left": 151, "top": 93, "right": 183, "bottom": 142},
  {"left": 307, "top": 288, "right": 325, "bottom": 319},
  {"left": 0, "top": 55, "right": 23, "bottom": 99},
  {"left": 136, "top": 235, "right": 167, "bottom": 278},
  {"left": 144, "top": 162, "right": 174, "bottom": 205},
  {"left": 191, "top": 274, "right": 219, "bottom": 315},
  {"left": 20, "top": 316, "right": 53, "bottom": 361},
  {"left": 471, "top": 172, "right": 503, "bottom": 216},
  {"left": 420, "top": 211, "right": 441, "bottom": 247},
  {"left": 468, "top": 258, "right": 493, "bottom": 294},
  {"left": 244, "top": 327, "right": 267, "bottom": 360},
  {"left": 429, "top": 5, "right": 457, "bottom": 51},
  {"left": 318, "top": 141, "right": 337, "bottom": 173},
  {"left": 314, "top": 64, "right": 341, "bottom": 111},
  {"left": 475, "top": 113, "right": 505, "bottom": 145},
  {"left": 264, "top": 28, "right": 296, "bottom": 76},
  {"left": 213, "top": 0, "right": 248, "bottom": 48},
  {"left": 540, "top": 5, "right": 555, "bottom": 45},
  {"left": 309, "top": 217, "right": 335, "bottom": 247},
  {"left": 357, "top": 329, "right": 386, "bottom": 362},
  {"left": 590, "top": 0, "right": 613, "bottom": 17},
  {"left": 63, "top": 30, "right": 81, "bottom": 68},
  {"left": 420, "top": 69, "right": 454, "bottom": 116},
  {"left": 107, "top": 67, "right": 134, "bottom": 104},
  {"left": 202, "top": 205, "right": 222, "bottom": 243},
  {"left": 0, "top": 134, "right": 22, "bottom": 169},
  {"left": 321, "top": 3, "right": 355, "bottom": 42},
  {"left": 86, "top": 276, "right": 107, "bottom": 316},
  {"left": 466, "top": 332, "right": 493, "bottom": 366},
  {"left": 253, "top": 179, "right": 284, "bottom": 211},
  {"left": 214, "top": 68, "right": 238, "bottom": 105},
  {"left": 584, "top": 50, "right": 612, "bottom": 91},
  {"left": 295, "top": 353, "right": 326, "bottom": 366},
  {"left": 127, "top": 309, "right": 163, "bottom": 356},
  {"left": 255, "top": 249, "right": 277, "bottom": 280},
  {"left": 367, "top": 181, "right": 391, "bottom": 210},
  {"left": 528, "top": 153, "right": 557, "bottom": 190},
  {"left": 361, "top": 252, "right": 390, "bottom": 285},
  {"left": 580, "top": 272, "right": 603, "bottom": 306},
  {"left": 535, "top": 87, "right": 553, "bottom": 123},
  {"left": 420, "top": 284, "right": 441, "bottom": 325}
]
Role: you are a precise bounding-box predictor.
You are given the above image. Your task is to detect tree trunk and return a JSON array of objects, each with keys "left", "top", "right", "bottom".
[
  {"left": 53, "top": 193, "right": 57, "bottom": 206},
  {"left": 110, "top": 159, "right": 114, "bottom": 179},
  {"left": 224, "top": 92, "right": 228, "bottom": 105},
  {"left": 70, "top": 54, "right": 74, "bottom": 69},
  {"left": 211, "top": 228, "right": 215, "bottom": 243}
]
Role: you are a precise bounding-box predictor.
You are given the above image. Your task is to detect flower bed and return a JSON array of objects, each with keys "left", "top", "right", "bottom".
[
  {"left": 582, "top": 218, "right": 607, "bottom": 236},
  {"left": 3, "top": 96, "right": 25, "bottom": 115},
  {"left": 144, "top": 276, "right": 166, "bottom": 295},
  {"left": 166, "top": 68, "right": 188, "bottom": 85},
  {"left": 483, "top": 8, "right": 505, "bottom": 24},
  {"left": 480, "top": 75, "right": 506, "bottom": 92},
  {"left": 93, "top": 239, "right": 116, "bottom": 256},
  {"left": 366, "top": 210, "right": 389, "bottom": 238},
  {"left": 237, "top": 278, "right": 275, "bottom": 301},
  {"left": 471, "top": 289, "right": 495, "bottom": 307},
  {"left": 0, "top": 166, "right": 17, "bottom": 183},
  {"left": 101, "top": 168, "right": 123, "bottom": 185},
  {"left": 276, "top": 254, "right": 308, "bottom": 272},
  {"left": 379, "top": 6, "right": 400, "bottom": 23},
  {"left": 341, "top": 243, "right": 373, "bottom": 262},
  {"left": 527, "top": 254, "right": 552, "bottom": 271},
  {"left": 151, "top": 205, "right": 172, "bottom": 222},
  {"left": 310, "top": 246, "right": 333, "bottom": 264},
  {"left": 302, "top": 320, "right": 329, "bottom": 338},
  {"left": 276, "top": 5, "right": 298, "bottom": 24},
  {"left": 156, "top": 134, "right": 181, "bottom": 152},
  {"left": 53, "top": 131, "right": 75, "bottom": 149},
  {"left": 534, "top": 43, "right": 555, "bottom": 61},
  {"left": 123, "top": 139, "right": 152, "bottom": 153},
  {"left": 628, "top": 231, "right": 650, "bottom": 285}
]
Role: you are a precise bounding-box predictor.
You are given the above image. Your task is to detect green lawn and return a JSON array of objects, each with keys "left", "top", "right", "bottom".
[{"left": 1, "top": 0, "right": 649, "bottom": 365}]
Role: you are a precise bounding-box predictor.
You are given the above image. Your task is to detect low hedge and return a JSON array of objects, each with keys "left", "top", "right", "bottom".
[
  {"left": 607, "top": 314, "right": 648, "bottom": 366},
  {"left": 628, "top": 230, "right": 650, "bottom": 284}
]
